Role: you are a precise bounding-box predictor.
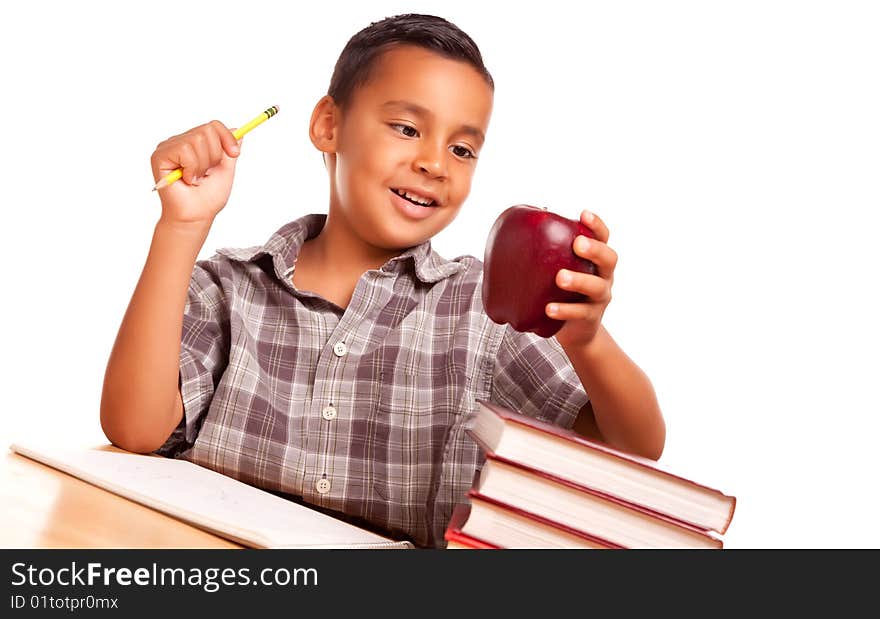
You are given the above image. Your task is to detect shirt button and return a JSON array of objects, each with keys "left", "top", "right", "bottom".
[
  {"left": 333, "top": 342, "right": 348, "bottom": 357},
  {"left": 315, "top": 478, "right": 331, "bottom": 494},
  {"left": 321, "top": 405, "right": 337, "bottom": 421}
]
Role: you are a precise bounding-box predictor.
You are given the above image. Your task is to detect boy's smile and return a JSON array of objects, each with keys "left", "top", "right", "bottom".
[
  {"left": 311, "top": 44, "right": 494, "bottom": 258},
  {"left": 389, "top": 187, "right": 440, "bottom": 221}
]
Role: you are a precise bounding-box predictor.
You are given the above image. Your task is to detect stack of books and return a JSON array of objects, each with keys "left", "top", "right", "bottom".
[{"left": 444, "top": 400, "right": 736, "bottom": 549}]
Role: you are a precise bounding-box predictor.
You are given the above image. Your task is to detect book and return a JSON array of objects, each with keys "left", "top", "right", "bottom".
[
  {"left": 469, "top": 399, "right": 736, "bottom": 534},
  {"left": 446, "top": 493, "right": 622, "bottom": 549},
  {"left": 9, "top": 441, "right": 413, "bottom": 549},
  {"left": 443, "top": 519, "right": 499, "bottom": 549},
  {"left": 445, "top": 539, "right": 488, "bottom": 549},
  {"left": 474, "top": 453, "right": 723, "bottom": 549}
]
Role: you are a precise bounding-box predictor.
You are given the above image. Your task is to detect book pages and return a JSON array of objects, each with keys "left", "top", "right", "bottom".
[{"left": 9, "top": 442, "right": 412, "bottom": 549}]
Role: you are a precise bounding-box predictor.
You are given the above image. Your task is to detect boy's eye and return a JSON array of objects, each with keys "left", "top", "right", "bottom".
[
  {"left": 390, "top": 123, "right": 419, "bottom": 138},
  {"left": 451, "top": 145, "right": 476, "bottom": 159},
  {"left": 389, "top": 124, "right": 477, "bottom": 160}
]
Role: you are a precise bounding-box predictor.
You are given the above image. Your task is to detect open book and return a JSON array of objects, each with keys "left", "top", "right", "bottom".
[{"left": 9, "top": 441, "right": 412, "bottom": 549}]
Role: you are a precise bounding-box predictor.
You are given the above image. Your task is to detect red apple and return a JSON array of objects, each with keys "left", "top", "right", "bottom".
[{"left": 482, "top": 204, "right": 597, "bottom": 338}]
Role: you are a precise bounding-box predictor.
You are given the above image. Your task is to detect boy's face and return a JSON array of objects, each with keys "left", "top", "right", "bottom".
[{"left": 323, "top": 45, "right": 494, "bottom": 251}]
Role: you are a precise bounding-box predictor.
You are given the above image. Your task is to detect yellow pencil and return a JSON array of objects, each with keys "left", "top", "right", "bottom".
[{"left": 152, "top": 105, "right": 280, "bottom": 191}]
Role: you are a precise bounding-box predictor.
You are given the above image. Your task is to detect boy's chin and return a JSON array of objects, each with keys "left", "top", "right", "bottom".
[
  {"left": 374, "top": 229, "right": 433, "bottom": 251},
  {"left": 342, "top": 200, "right": 457, "bottom": 249},
  {"left": 367, "top": 221, "right": 440, "bottom": 252}
]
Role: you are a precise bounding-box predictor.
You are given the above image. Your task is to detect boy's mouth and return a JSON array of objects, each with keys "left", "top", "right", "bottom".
[{"left": 390, "top": 188, "right": 437, "bottom": 207}]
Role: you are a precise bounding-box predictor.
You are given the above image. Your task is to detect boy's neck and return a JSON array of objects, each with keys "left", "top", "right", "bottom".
[{"left": 301, "top": 211, "right": 407, "bottom": 276}]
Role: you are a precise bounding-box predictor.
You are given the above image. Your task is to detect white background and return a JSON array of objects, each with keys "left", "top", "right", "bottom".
[{"left": 1, "top": 1, "right": 878, "bottom": 549}]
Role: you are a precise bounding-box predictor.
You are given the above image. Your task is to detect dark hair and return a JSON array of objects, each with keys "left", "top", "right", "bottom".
[{"left": 327, "top": 14, "right": 494, "bottom": 111}]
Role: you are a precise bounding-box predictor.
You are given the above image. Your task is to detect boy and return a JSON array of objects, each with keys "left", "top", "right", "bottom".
[{"left": 101, "top": 14, "right": 665, "bottom": 548}]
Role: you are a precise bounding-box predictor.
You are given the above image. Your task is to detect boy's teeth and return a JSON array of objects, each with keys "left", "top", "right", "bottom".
[{"left": 395, "top": 188, "right": 434, "bottom": 206}]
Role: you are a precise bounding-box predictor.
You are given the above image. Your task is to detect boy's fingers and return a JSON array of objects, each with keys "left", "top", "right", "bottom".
[
  {"left": 573, "top": 235, "right": 618, "bottom": 278},
  {"left": 205, "top": 128, "right": 225, "bottom": 167},
  {"left": 215, "top": 122, "right": 241, "bottom": 157},
  {"left": 555, "top": 269, "right": 610, "bottom": 301},
  {"left": 190, "top": 131, "right": 214, "bottom": 179},
  {"left": 177, "top": 142, "right": 200, "bottom": 184},
  {"left": 546, "top": 300, "right": 598, "bottom": 322},
  {"left": 581, "top": 209, "right": 609, "bottom": 243},
  {"left": 151, "top": 120, "right": 242, "bottom": 188}
]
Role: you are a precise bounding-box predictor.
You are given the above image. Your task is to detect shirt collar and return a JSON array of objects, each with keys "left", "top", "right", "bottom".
[{"left": 215, "top": 213, "right": 463, "bottom": 284}]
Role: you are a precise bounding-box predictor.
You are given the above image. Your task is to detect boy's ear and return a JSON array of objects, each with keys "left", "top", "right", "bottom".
[{"left": 309, "top": 95, "right": 339, "bottom": 154}]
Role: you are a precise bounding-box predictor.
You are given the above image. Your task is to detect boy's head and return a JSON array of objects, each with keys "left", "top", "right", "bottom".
[
  {"left": 309, "top": 14, "right": 495, "bottom": 253},
  {"left": 326, "top": 14, "right": 494, "bottom": 114}
]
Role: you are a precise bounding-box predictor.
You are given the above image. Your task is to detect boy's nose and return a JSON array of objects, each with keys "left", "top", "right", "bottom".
[{"left": 413, "top": 142, "right": 447, "bottom": 178}]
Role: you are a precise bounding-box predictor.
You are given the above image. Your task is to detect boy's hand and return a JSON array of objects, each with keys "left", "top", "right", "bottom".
[
  {"left": 150, "top": 120, "right": 242, "bottom": 226},
  {"left": 547, "top": 210, "right": 618, "bottom": 351}
]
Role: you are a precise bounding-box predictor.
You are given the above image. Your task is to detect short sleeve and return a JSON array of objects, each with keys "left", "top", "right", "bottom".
[
  {"left": 153, "top": 259, "right": 230, "bottom": 457},
  {"left": 490, "top": 326, "right": 590, "bottom": 430}
]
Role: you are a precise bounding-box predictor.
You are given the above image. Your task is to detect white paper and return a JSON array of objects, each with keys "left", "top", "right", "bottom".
[{"left": 10, "top": 441, "right": 412, "bottom": 549}]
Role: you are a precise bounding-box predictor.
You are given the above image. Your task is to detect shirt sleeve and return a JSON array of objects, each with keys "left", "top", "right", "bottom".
[
  {"left": 153, "top": 258, "right": 230, "bottom": 457},
  {"left": 490, "top": 326, "right": 590, "bottom": 430}
]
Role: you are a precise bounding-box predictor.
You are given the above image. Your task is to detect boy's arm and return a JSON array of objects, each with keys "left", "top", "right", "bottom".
[
  {"left": 547, "top": 210, "right": 666, "bottom": 460},
  {"left": 100, "top": 221, "right": 209, "bottom": 453},
  {"left": 567, "top": 325, "right": 665, "bottom": 460},
  {"left": 100, "top": 121, "right": 241, "bottom": 454}
]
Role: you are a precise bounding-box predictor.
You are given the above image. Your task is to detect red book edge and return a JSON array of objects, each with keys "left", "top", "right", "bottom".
[
  {"left": 444, "top": 503, "right": 500, "bottom": 549},
  {"left": 473, "top": 398, "right": 737, "bottom": 534},
  {"left": 467, "top": 490, "right": 624, "bottom": 549},
  {"left": 481, "top": 453, "right": 724, "bottom": 548}
]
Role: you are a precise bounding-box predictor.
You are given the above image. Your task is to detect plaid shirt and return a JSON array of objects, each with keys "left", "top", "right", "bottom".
[{"left": 156, "top": 213, "right": 589, "bottom": 548}]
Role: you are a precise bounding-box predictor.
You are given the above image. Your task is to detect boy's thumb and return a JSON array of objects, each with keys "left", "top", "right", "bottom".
[{"left": 227, "top": 129, "right": 243, "bottom": 157}]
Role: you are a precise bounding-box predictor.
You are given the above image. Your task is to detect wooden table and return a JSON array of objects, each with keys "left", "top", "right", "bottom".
[{"left": 0, "top": 446, "right": 243, "bottom": 549}]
